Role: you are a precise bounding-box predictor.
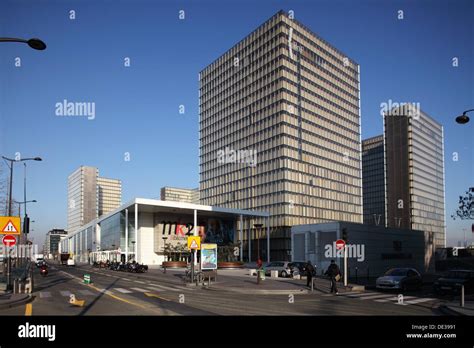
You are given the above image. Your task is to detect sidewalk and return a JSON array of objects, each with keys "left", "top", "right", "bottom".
[
  {"left": 202, "top": 274, "right": 353, "bottom": 295},
  {"left": 440, "top": 301, "right": 474, "bottom": 316},
  {"left": 0, "top": 291, "right": 32, "bottom": 309},
  {"left": 87, "top": 264, "right": 357, "bottom": 295}
]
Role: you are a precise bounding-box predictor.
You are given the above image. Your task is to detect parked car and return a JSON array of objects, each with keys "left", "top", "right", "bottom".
[
  {"left": 67, "top": 258, "right": 76, "bottom": 267},
  {"left": 289, "top": 261, "right": 313, "bottom": 277},
  {"left": 376, "top": 268, "right": 423, "bottom": 291},
  {"left": 264, "top": 261, "right": 292, "bottom": 278},
  {"left": 433, "top": 270, "right": 474, "bottom": 295}
]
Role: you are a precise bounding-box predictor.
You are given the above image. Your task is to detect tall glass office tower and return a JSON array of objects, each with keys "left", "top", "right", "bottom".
[
  {"left": 199, "top": 11, "right": 362, "bottom": 259},
  {"left": 362, "top": 135, "right": 385, "bottom": 226},
  {"left": 68, "top": 166, "right": 122, "bottom": 233},
  {"left": 384, "top": 107, "right": 446, "bottom": 248}
]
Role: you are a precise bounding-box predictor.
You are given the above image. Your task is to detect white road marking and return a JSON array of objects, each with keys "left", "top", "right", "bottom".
[
  {"left": 39, "top": 292, "right": 51, "bottom": 298},
  {"left": 359, "top": 294, "right": 396, "bottom": 300},
  {"left": 114, "top": 288, "right": 133, "bottom": 294},
  {"left": 375, "top": 296, "right": 417, "bottom": 303},
  {"left": 404, "top": 298, "right": 436, "bottom": 304},
  {"left": 60, "top": 291, "right": 72, "bottom": 297},
  {"left": 344, "top": 292, "right": 379, "bottom": 298},
  {"left": 130, "top": 287, "right": 148, "bottom": 293},
  {"left": 97, "top": 289, "right": 114, "bottom": 295},
  {"left": 149, "top": 284, "right": 180, "bottom": 291},
  {"left": 134, "top": 280, "right": 146, "bottom": 284}
]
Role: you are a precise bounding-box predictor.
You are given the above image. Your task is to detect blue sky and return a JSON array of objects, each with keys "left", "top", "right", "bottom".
[{"left": 0, "top": 0, "right": 473, "bottom": 247}]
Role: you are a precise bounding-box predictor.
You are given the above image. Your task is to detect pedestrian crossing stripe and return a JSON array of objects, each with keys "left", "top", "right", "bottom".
[
  {"left": 344, "top": 292, "right": 380, "bottom": 298},
  {"left": 375, "top": 296, "right": 417, "bottom": 303},
  {"left": 114, "top": 288, "right": 133, "bottom": 294},
  {"left": 39, "top": 292, "right": 51, "bottom": 298},
  {"left": 403, "top": 298, "right": 436, "bottom": 304},
  {"left": 148, "top": 284, "right": 180, "bottom": 291},
  {"left": 335, "top": 292, "right": 436, "bottom": 305},
  {"left": 130, "top": 287, "right": 148, "bottom": 292}
]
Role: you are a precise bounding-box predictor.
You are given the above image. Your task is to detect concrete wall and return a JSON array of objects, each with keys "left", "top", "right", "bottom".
[
  {"left": 292, "top": 222, "right": 435, "bottom": 276},
  {"left": 138, "top": 212, "right": 163, "bottom": 266}
]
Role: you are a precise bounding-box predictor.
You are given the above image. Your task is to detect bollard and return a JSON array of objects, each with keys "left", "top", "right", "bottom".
[
  {"left": 311, "top": 278, "right": 314, "bottom": 292},
  {"left": 25, "top": 278, "right": 32, "bottom": 294},
  {"left": 461, "top": 285, "right": 465, "bottom": 308}
]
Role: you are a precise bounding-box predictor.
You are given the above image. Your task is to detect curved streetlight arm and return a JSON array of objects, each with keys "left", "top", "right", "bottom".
[
  {"left": 0, "top": 37, "right": 28, "bottom": 44},
  {"left": 13, "top": 200, "right": 37, "bottom": 204},
  {"left": 461, "top": 109, "right": 474, "bottom": 115},
  {"left": 0, "top": 37, "right": 46, "bottom": 50},
  {"left": 1, "top": 156, "right": 42, "bottom": 162}
]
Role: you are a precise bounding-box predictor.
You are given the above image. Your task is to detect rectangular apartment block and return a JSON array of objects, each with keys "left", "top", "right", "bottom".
[
  {"left": 67, "top": 166, "right": 98, "bottom": 232},
  {"left": 160, "top": 187, "right": 200, "bottom": 204},
  {"left": 199, "top": 11, "right": 362, "bottom": 259},
  {"left": 384, "top": 107, "right": 446, "bottom": 248},
  {"left": 68, "top": 166, "right": 122, "bottom": 233},
  {"left": 98, "top": 177, "right": 122, "bottom": 216}
]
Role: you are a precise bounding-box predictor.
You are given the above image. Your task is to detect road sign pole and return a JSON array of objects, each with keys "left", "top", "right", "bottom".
[
  {"left": 191, "top": 251, "right": 194, "bottom": 284},
  {"left": 344, "top": 246, "right": 348, "bottom": 287},
  {"left": 6, "top": 246, "right": 11, "bottom": 291}
]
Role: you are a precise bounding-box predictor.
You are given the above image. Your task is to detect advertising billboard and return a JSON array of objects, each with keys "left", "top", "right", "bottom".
[{"left": 201, "top": 243, "right": 218, "bottom": 270}]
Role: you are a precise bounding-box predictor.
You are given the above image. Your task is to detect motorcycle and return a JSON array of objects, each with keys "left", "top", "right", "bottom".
[{"left": 40, "top": 265, "right": 48, "bottom": 277}]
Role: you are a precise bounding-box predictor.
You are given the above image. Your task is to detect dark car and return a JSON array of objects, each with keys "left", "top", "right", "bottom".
[
  {"left": 433, "top": 270, "right": 474, "bottom": 295},
  {"left": 376, "top": 268, "right": 423, "bottom": 291},
  {"left": 289, "top": 262, "right": 315, "bottom": 277}
]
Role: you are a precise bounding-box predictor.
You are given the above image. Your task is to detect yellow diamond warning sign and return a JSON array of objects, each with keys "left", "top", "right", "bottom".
[
  {"left": 0, "top": 216, "right": 21, "bottom": 235},
  {"left": 187, "top": 236, "right": 201, "bottom": 250}
]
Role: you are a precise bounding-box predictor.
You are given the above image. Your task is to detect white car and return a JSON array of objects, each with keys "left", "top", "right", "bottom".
[{"left": 67, "top": 259, "right": 75, "bottom": 266}]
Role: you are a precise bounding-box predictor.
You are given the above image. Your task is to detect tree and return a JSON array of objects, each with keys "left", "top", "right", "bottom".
[
  {"left": 451, "top": 187, "right": 474, "bottom": 220},
  {"left": 0, "top": 162, "right": 9, "bottom": 216}
]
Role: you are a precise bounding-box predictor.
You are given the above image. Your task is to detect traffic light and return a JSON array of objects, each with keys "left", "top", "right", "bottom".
[
  {"left": 23, "top": 215, "right": 30, "bottom": 234},
  {"left": 342, "top": 228, "right": 348, "bottom": 242}
]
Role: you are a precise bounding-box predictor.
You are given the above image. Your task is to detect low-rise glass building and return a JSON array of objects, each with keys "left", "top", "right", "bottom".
[{"left": 60, "top": 198, "right": 269, "bottom": 266}]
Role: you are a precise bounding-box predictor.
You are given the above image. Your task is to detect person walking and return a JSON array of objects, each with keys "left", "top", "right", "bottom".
[
  {"left": 256, "top": 257, "right": 263, "bottom": 269},
  {"left": 325, "top": 260, "right": 341, "bottom": 294},
  {"left": 305, "top": 261, "right": 316, "bottom": 289}
]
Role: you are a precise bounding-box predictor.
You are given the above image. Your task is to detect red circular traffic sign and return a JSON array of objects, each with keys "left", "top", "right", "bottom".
[
  {"left": 2, "top": 235, "right": 17, "bottom": 247},
  {"left": 335, "top": 239, "right": 346, "bottom": 250}
]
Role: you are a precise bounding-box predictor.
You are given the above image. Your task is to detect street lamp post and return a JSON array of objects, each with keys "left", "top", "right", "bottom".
[
  {"left": 455, "top": 109, "right": 474, "bottom": 124},
  {"left": 254, "top": 223, "right": 263, "bottom": 285},
  {"left": 254, "top": 223, "right": 263, "bottom": 261},
  {"left": 2, "top": 157, "right": 42, "bottom": 216},
  {"left": 1, "top": 156, "right": 41, "bottom": 291},
  {"left": 131, "top": 241, "right": 136, "bottom": 262},
  {"left": 13, "top": 200, "right": 37, "bottom": 267},
  {"left": 162, "top": 236, "right": 168, "bottom": 273},
  {"left": 0, "top": 37, "right": 47, "bottom": 50}
]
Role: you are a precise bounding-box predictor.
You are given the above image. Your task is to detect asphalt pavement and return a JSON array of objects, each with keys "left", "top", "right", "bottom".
[{"left": 0, "top": 263, "right": 453, "bottom": 316}]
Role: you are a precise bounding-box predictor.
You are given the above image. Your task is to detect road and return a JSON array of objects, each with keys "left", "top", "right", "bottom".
[{"left": 0, "top": 264, "right": 448, "bottom": 316}]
